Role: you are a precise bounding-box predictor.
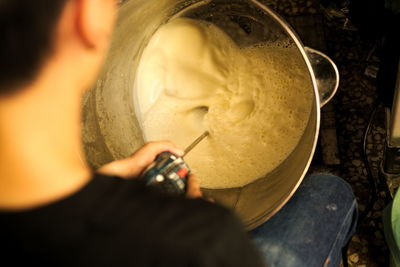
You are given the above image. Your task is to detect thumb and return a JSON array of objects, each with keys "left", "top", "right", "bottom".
[{"left": 186, "top": 175, "right": 203, "bottom": 199}]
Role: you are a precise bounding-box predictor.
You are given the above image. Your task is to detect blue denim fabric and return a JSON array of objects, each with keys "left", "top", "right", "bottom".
[{"left": 250, "top": 174, "right": 358, "bottom": 267}]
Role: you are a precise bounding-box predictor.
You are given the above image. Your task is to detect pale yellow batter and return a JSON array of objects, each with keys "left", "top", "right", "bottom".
[{"left": 134, "top": 18, "right": 313, "bottom": 189}]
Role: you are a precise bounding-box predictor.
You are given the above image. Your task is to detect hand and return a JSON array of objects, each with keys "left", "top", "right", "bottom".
[
  {"left": 186, "top": 175, "right": 202, "bottom": 199},
  {"left": 97, "top": 141, "right": 184, "bottom": 178},
  {"left": 187, "top": 175, "right": 215, "bottom": 203}
]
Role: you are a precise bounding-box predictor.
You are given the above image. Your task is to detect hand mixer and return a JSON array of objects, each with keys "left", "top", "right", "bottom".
[{"left": 141, "top": 131, "right": 209, "bottom": 195}]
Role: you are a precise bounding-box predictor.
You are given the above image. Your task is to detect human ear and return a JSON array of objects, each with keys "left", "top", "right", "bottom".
[{"left": 74, "top": 0, "right": 116, "bottom": 49}]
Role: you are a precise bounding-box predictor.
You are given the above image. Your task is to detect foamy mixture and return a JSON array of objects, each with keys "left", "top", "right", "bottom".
[{"left": 134, "top": 18, "right": 313, "bottom": 189}]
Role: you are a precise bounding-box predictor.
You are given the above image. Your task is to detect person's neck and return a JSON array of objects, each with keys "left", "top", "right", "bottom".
[{"left": 0, "top": 61, "right": 91, "bottom": 210}]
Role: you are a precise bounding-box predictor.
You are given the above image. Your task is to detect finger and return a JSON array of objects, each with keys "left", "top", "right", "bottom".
[
  {"left": 98, "top": 141, "right": 185, "bottom": 179},
  {"left": 131, "top": 141, "right": 183, "bottom": 168},
  {"left": 134, "top": 141, "right": 184, "bottom": 158},
  {"left": 205, "top": 197, "right": 215, "bottom": 203},
  {"left": 114, "top": 141, "right": 182, "bottom": 176},
  {"left": 150, "top": 140, "right": 184, "bottom": 157},
  {"left": 186, "top": 175, "right": 202, "bottom": 199}
]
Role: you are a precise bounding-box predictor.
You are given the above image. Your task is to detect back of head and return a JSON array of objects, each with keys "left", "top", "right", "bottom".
[{"left": 0, "top": 0, "right": 67, "bottom": 94}]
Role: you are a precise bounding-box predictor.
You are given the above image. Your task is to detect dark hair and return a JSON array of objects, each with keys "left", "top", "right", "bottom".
[{"left": 0, "top": 0, "right": 67, "bottom": 94}]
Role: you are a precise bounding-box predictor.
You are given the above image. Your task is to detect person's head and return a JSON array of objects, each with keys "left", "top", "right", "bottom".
[{"left": 0, "top": 0, "right": 117, "bottom": 95}]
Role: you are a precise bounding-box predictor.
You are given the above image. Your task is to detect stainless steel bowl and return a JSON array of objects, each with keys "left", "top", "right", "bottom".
[{"left": 82, "top": 0, "right": 339, "bottom": 230}]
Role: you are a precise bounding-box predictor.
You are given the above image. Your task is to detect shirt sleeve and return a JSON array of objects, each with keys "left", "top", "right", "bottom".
[
  {"left": 81, "top": 176, "right": 266, "bottom": 267},
  {"left": 129, "top": 194, "right": 267, "bottom": 267},
  {"left": 184, "top": 201, "right": 266, "bottom": 267}
]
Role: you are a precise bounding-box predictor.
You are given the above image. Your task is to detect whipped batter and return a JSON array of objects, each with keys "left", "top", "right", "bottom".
[{"left": 134, "top": 18, "right": 313, "bottom": 189}]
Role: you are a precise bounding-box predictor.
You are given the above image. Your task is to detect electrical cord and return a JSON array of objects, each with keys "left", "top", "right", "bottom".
[
  {"left": 342, "top": 102, "right": 380, "bottom": 267},
  {"left": 359, "top": 103, "right": 380, "bottom": 222}
]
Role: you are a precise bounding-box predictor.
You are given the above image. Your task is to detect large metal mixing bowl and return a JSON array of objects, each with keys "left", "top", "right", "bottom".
[{"left": 82, "top": 0, "right": 339, "bottom": 230}]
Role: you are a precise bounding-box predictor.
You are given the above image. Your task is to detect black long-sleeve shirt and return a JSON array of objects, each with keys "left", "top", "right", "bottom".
[{"left": 0, "top": 174, "right": 265, "bottom": 267}]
